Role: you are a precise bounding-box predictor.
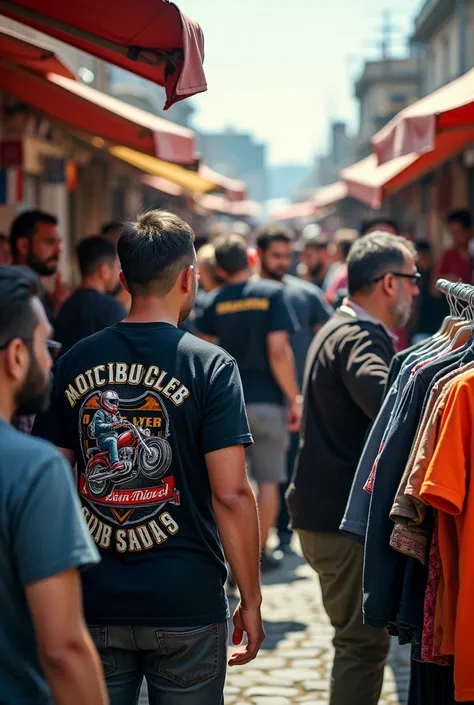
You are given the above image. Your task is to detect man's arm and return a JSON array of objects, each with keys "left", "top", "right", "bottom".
[
  {"left": 206, "top": 445, "right": 264, "bottom": 666},
  {"left": 26, "top": 569, "right": 108, "bottom": 705},
  {"left": 201, "top": 358, "right": 264, "bottom": 665},
  {"left": 267, "top": 331, "right": 302, "bottom": 431},
  {"left": 338, "top": 326, "right": 392, "bottom": 419}
]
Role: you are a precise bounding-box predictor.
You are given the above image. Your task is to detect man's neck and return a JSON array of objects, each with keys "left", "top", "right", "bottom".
[
  {"left": 258, "top": 270, "right": 284, "bottom": 283},
  {"left": 0, "top": 393, "right": 15, "bottom": 424},
  {"left": 124, "top": 297, "right": 178, "bottom": 326},
  {"left": 225, "top": 269, "right": 251, "bottom": 284},
  {"left": 346, "top": 295, "right": 393, "bottom": 329},
  {"left": 81, "top": 276, "right": 107, "bottom": 294}
]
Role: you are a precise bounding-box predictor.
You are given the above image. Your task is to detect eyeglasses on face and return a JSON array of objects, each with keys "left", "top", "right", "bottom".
[
  {"left": 0, "top": 338, "right": 62, "bottom": 353},
  {"left": 370, "top": 271, "right": 421, "bottom": 286}
]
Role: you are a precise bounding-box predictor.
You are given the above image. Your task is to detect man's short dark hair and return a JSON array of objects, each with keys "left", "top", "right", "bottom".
[
  {"left": 76, "top": 236, "right": 118, "bottom": 278},
  {"left": 360, "top": 218, "right": 400, "bottom": 236},
  {"left": 255, "top": 224, "right": 294, "bottom": 252},
  {"left": 117, "top": 210, "right": 195, "bottom": 295},
  {"left": 416, "top": 241, "right": 431, "bottom": 254},
  {"left": 0, "top": 265, "right": 40, "bottom": 348},
  {"left": 304, "top": 235, "right": 329, "bottom": 251},
  {"left": 101, "top": 221, "right": 122, "bottom": 236},
  {"left": 347, "top": 231, "right": 415, "bottom": 296},
  {"left": 214, "top": 233, "right": 248, "bottom": 275},
  {"left": 9, "top": 210, "right": 58, "bottom": 257},
  {"left": 447, "top": 209, "right": 472, "bottom": 230}
]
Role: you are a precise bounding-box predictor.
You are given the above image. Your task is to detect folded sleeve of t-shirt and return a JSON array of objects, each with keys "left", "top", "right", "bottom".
[
  {"left": 201, "top": 359, "right": 253, "bottom": 454},
  {"left": 268, "top": 287, "right": 299, "bottom": 334},
  {"left": 10, "top": 452, "right": 99, "bottom": 586},
  {"left": 420, "top": 379, "right": 471, "bottom": 516}
]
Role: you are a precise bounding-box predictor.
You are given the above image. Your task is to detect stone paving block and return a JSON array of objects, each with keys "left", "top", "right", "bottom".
[{"left": 244, "top": 685, "right": 299, "bottom": 697}]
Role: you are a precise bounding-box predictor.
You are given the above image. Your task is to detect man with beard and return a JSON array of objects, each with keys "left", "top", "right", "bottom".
[
  {"left": 9, "top": 210, "right": 70, "bottom": 325},
  {"left": 0, "top": 265, "right": 106, "bottom": 705},
  {"left": 55, "top": 236, "right": 125, "bottom": 353},
  {"left": 287, "top": 232, "right": 419, "bottom": 705},
  {"left": 255, "top": 224, "right": 332, "bottom": 554},
  {"left": 34, "top": 210, "right": 264, "bottom": 705},
  {"left": 300, "top": 234, "right": 331, "bottom": 288}
]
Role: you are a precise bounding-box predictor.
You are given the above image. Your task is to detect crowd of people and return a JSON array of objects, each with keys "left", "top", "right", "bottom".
[{"left": 0, "top": 205, "right": 474, "bottom": 705}]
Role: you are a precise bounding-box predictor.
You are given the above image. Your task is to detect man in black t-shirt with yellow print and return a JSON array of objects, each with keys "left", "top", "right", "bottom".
[{"left": 197, "top": 233, "right": 302, "bottom": 571}]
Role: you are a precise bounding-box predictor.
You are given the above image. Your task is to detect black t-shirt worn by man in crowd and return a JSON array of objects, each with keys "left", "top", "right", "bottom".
[
  {"left": 287, "top": 307, "right": 395, "bottom": 533},
  {"left": 55, "top": 288, "right": 126, "bottom": 353},
  {"left": 33, "top": 322, "right": 252, "bottom": 627},
  {"left": 197, "top": 278, "right": 298, "bottom": 406}
]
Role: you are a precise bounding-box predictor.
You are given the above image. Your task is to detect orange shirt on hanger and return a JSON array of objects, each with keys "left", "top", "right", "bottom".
[{"left": 420, "top": 373, "right": 474, "bottom": 702}]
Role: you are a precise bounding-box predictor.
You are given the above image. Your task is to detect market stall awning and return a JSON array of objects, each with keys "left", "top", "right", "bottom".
[
  {"left": 314, "top": 181, "right": 348, "bottom": 208},
  {"left": 272, "top": 200, "right": 322, "bottom": 222},
  {"left": 0, "top": 25, "right": 75, "bottom": 78},
  {"left": 199, "top": 166, "right": 247, "bottom": 202},
  {"left": 372, "top": 68, "right": 474, "bottom": 164},
  {"left": 197, "top": 194, "right": 261, "bottom": 218},
  {"left": 342, "top": 127, "right": 474, "bottom": 208},
  {"left": 143, "top": 175, "right": 185, "bottom": 198},
  {"left": 0, "top": 61, "right": 196, "bottom": 164},
  {"left": 110, "top": 146, "right": 218, "bottom": 194},
  {"left": 0, "top": 0, "right": 206, "bottom": 109}
]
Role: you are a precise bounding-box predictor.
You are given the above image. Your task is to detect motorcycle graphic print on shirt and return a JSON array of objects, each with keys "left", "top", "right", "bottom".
[{"left": 67, "top": 362, "right": 190, "bottom": 554}]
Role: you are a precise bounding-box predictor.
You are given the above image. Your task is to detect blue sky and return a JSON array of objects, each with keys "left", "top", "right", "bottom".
[{"left": 177, "top": 0, "right": 421, "bottom": 166}]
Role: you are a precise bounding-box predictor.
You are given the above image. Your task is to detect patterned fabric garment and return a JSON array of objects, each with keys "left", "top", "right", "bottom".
[{"left": 422, "top": 514, "right": 451, "bottom": 666}]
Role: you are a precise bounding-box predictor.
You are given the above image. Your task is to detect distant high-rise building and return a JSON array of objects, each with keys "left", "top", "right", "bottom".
[{"left": 197, "top": 128, "right": 268, "bottom": 202}]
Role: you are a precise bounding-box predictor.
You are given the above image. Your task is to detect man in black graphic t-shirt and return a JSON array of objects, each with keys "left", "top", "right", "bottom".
[
  {"left": 55, "top": 236, "right": 125, "bottom": 353},
  {"left": 197, "top": 233, "right": 302, "bottom": 571},
  {"left": 34, "top": 210, "right": 264, "bottom": 705}
]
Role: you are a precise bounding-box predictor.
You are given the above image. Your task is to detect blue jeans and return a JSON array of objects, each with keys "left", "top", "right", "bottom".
[
  {"left": 89, "top": 623, "right": 228, "bottom": 705},
  {"left": 98, "top": 435, "right": 119, "bottom": 466}
]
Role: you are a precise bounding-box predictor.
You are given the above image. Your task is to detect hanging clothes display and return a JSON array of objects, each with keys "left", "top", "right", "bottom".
[{"left": 342, "top": 278, "right": 474, "bottom": 704}]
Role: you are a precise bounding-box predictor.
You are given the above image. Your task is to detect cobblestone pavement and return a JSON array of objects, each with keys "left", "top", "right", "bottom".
[{"left": 139, "top": 544, "right": 411, "bottom": 704}]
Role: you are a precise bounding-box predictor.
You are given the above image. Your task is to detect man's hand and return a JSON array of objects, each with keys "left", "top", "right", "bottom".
[
  {"left": 229, "top": 602, "right": 265, "bottom": 667},
  {"left": 287, "top": 397, "right": 303, "bottom": 432}
]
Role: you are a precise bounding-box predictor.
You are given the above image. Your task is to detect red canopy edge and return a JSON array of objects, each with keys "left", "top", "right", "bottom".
[
  {"left": 0, "top": 61, "right": 196, "bottom": 164},
  {"left": 372, "top": 67, "right": 474, "bottom": 164},
  {"left": 343, "top": 128, "right": 474, "bottom": 208},
  {"left": 0, "top": 0, "right": 207, "bottom": 109},
  {"left": 0, "top": 25, "right": 76, "bottom": 79}
]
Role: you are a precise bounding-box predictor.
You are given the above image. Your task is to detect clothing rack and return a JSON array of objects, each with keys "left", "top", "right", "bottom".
[{"left": 436, "top": 277, "right": 474, "bottom": 304}]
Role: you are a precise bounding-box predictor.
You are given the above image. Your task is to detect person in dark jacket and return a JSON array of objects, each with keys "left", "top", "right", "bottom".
[{"left": 287, "top": 231, "right": 419, "bottom": 705}]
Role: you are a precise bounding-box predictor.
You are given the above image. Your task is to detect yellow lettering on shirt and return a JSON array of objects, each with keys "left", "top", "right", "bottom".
[{"left": 216, "top": 298, "right": 270, "bottom": 315}]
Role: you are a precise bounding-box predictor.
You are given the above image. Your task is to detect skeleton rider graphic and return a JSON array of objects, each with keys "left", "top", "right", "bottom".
[{"left": 89, "top": 391, "right": 126, "bottom": 471}]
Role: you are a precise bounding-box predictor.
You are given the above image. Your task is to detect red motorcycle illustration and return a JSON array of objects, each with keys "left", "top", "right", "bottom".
[{"left": 85, "top": 420, "right": 172, "bottom": 499}]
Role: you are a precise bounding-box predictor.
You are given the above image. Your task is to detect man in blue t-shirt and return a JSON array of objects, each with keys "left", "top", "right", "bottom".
[
  {"left": 197, "top": 233, "right": 302, "bottom": 571},
  {"left": 0, "top": 265, "right": 105, "bottom": 705},
  {"left": 255, "top": 224, "right": 333, "bottom": 552},
  {"left": 34, "top": 210, "right": 264, "bottom": 705}
]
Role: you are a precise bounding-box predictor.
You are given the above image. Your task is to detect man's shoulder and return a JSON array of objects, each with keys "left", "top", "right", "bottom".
[
  {"left": 316, "top": 310, "right": 389, "bottom": 346},
  {"left": 179, "top": 330, "right": 236, "bottom": 367},
  {"left": 284, "top": 274, "right": 323, "bottom": 296},
  {"left": 0, "top": 424, "right": 65, "bottom": 482}
]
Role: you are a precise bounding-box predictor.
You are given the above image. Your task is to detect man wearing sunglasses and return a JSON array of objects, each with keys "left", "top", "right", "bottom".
[
  {"left": 0, "top": 265, "right": 107, "bottom": 705},
  {"left": 287, "top": 231, "right": 419, "bottom": 705}
]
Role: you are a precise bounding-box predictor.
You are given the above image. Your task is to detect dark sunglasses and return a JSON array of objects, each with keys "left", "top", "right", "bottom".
[{"left": 371, "top": 271, "right": 421, "bottom": 286}]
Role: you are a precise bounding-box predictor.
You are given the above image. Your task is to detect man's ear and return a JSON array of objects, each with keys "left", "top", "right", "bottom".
[
  {"left": 119, "top": 271, "right": 130, "bottom": 293},
  {"left": 216, "top": 266, "right": 228, "bottom": 282},
  {"left": 182, "top": 265, "right": 195, "bottom": 292},
  {"left": 5, "top": 338, "right": 29, "bottom": 382},
  {"left": 15, "top": 236, "right": 29, "bottom": 260}
]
